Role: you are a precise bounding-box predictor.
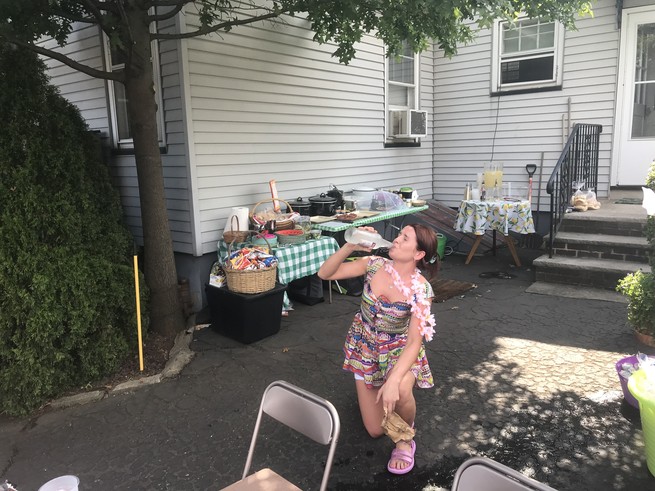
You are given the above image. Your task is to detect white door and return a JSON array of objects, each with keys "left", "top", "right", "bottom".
[{"left": 615, "top": 9, "right": 655, "bottom": 185}]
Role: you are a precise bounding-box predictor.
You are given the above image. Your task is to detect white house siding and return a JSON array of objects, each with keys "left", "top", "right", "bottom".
[
  {"left": 41, "top": 25, "right": 109, "bottom": 134},
  {"left": 184, "top": 12, "right": 435, "bottom": 255},
  {"left": 432, "top": 0, "right": 619, "bottom": 210},
  {"left": 108, "top": 17, "right": 193, "bottom": 254},
  {"left": 154, "top": 17, "right": 193, "bottom": 254},
  {"left": 42, "top": 20, "right": 193, "bottom": 255}
]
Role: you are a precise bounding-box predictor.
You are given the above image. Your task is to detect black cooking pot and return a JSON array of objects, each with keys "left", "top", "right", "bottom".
[
  {"left": 286, "top": 197, "right": 312, "bottom": 215},
  {"left": 309, "top": 193, "right": 337, "bottom": 216},
  {"left": 326, "top": 184, "right": 344, "bottom": 209}
]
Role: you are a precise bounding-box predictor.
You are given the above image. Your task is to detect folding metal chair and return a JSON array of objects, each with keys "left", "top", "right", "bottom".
[
  {"left": 221, "top": 380, "right": 340, "bottom": 491},
  {"left": 451, "top": 457, "right": 558, "bottom": 491}
]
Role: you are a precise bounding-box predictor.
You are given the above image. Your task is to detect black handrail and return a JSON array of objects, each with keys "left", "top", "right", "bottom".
[{"left": 546, "top": 123, "right": 602, "bottom": 257}]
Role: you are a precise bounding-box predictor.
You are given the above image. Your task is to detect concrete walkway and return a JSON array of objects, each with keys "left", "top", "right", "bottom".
[{"left": 1, "top": 246, "right": 655, "bottom": 490}]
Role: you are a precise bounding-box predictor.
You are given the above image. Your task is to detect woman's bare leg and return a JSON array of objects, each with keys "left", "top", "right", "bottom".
[
  {"left": 355, "top": 379, "right": 385, "bottom": 438},
  {"left": 388, "top": 371, "right": 417, "bottom": 471}
]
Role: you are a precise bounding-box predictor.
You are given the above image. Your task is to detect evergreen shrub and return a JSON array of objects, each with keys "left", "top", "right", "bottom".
[
  {"left": 617, "top": 159, "right": 655, "bottom": 337},
  {"left": 0, "top": 44, "right": 146, "bottom": 415}
]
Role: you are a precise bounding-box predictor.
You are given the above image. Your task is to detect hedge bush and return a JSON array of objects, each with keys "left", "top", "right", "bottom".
[
  {"left": 645, "top": 159, "right": 655, "bottom": 268},
  {"left": 0, "top": 44, "right": 146, "bottom": 415}
]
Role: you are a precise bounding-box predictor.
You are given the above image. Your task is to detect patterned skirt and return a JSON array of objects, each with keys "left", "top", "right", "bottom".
[{"left": 342, "top": 313, "right": 433, "bottom": 389}]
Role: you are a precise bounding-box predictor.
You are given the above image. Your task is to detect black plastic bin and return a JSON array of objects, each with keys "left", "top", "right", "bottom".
[
  {"left": 205, "top": 283, "right": 287, "bottom": 344},
  {"left": 287, "top": 274, "right": 324, "bottom": 306}
]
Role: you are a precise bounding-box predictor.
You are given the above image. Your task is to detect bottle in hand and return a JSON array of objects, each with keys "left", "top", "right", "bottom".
[{"left": 344, "top": 228, "right": 393, "bottom": 249}]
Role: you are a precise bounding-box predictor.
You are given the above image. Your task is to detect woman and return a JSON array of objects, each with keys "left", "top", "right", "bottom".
[{"left": 318, "top": 224, "right": 438, "bottom": 475}]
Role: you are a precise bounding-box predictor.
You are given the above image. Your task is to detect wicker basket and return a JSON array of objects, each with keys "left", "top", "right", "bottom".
[
  {"left": 223, "top": 243, "right": 278, "bottom": 294},
  {"left": 224, "top": 264, "right": 277, "bottom": 294},
  {"left": 223, "top": 215, "right": 250, "bottom": 243},
  {"left": 275, "top": 229, "right": 306, "bottom": 246},
  {"left": 250, "top": 199, "right": 297, "bottom": 231}
]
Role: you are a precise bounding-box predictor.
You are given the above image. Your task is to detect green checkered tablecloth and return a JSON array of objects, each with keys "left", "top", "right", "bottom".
[
  {"left": 313, "top": 205, "right": 428, "bottom": 233},
  {"left": 217, "top": 236, "right": 340, "bottom": 309}
]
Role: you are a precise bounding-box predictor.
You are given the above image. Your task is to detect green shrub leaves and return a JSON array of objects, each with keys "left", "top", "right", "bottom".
[{"left": 0, "top": 45, "right": 144, "bottom": 415}]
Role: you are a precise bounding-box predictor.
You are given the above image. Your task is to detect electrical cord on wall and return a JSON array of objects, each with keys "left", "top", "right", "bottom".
[{"left": 489, "top": 94, "right": 501, "bottom": 162}]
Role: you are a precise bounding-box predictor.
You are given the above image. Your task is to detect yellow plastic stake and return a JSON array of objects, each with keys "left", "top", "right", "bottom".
[{"left": 133, "top": 255, "right": 144, "bottom": 371}]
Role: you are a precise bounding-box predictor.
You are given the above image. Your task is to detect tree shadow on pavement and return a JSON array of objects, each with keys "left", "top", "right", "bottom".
[{"left": 331, "top": 355, "right": 652, "bottom": 490}]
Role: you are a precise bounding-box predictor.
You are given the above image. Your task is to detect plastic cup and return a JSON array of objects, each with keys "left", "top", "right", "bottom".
[
  {"left": 38, "top": 475, "right": 80, "bottom": 491},
  {"left": 470, "top": 188, "right": 480, "bottom": 201},
  {"left": 628, "top": 369, "right": 655, "bottom": 476},
  {"left": 297, "top": 216, "right": 311, "bottom": 234}
]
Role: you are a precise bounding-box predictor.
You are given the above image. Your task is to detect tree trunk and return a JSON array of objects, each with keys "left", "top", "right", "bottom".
[{"left": 124, "top": 6, "right": 184, "bottom": 338}]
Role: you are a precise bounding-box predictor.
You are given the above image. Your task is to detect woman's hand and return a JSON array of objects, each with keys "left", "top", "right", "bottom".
[
  {"left": 376, "top": 379, "right": 400, "bottom": 414},
  {"left": 348, "top": 226, "right": 377, "bottom": 253}
]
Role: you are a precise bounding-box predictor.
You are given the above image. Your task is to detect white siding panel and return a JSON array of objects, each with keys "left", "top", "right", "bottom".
[
  {"left": 40, "top": 25, "right": 109, "bottom": 135},
  {"left": 42, "top": 19, "right": 194, "bottom": 254},
  {"left": 187, "top": 12, "right": 435, "bottom": 255},
  {"left": 433, "top": 0, "right": 619, "bottom": 210}
]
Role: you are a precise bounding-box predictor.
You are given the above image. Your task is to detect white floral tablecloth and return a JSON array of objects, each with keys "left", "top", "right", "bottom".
[{"left": 454, "top": 200, "right": 535, "bottom": 236}]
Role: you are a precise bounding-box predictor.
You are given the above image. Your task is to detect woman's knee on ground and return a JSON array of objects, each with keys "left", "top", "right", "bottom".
[{"left": 363, "top": 421, "right": 385, "bottom": 439}]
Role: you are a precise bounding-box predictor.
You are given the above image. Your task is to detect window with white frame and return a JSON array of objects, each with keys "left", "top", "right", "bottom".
[
  {"left": 491, "top": 17, "right": 564, "bottom": 93},
  {"left": 386, "top": 41, "right": 421, "bottom": 140},
  {"left": 103, "top": 36, "right": 165, "bottom": 149}
]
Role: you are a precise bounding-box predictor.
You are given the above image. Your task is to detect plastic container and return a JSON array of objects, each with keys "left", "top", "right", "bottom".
[
  {"left": 344, "top": 228, "right": 393, "bottom": 249},
  {"left": 615, "top": 355, "right": 640, "bottom": 409},
  {"left": 353, "top": 187, "right": 376, "bottom": 210},
  {"left": 437, "top": 233, "right": 446, "bottom": 260},
  {"left": 38, "top": 475, "right": 80, "bottom": 491},
  {"left": 206, "top": 283, "right": 287, "bottom": 344},
  {"left": 628, "top": 369, "right": 655, "bottom": 476}
]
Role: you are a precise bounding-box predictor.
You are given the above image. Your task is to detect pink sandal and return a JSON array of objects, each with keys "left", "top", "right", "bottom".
[{"left": 387, "top": 440, "right": 416, "bottom": 475}]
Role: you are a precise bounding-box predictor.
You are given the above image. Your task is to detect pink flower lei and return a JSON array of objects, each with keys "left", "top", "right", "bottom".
[{"left": 384, "top": 261, "right": 436, "bottom": 342}]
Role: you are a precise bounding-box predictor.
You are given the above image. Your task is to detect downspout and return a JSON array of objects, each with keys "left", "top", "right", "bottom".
[
  {"left": 176, "top": 7, "right": 202, "bottom": 257},
  {"left": 562, "top": 97, "right": 572, "bottom": 145}
]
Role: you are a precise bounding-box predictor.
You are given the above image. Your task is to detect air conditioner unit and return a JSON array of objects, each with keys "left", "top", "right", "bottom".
[{"left": 389, "top": 109, "right": 428, "bottom": 138}]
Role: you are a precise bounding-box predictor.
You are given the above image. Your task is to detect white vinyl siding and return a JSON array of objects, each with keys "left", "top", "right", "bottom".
[
  {"left": 185, "top": 12, "right": 434, "bottom": 255},
  {"left": 41, "top": 25, "right": 109, "bottom": 134},
  {"left": 107, "top": 17, "right": 192, "bottom": 253},
  {"left": 41, "top": 20, "right": 193, "bottom": 254},
  {"left": 432, "top": 0, "right": 619, "bottom": 209}
]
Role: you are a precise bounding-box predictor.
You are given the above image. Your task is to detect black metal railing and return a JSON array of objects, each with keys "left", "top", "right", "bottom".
[{"left": 546, "top": 123, "right": 602, "bottom": 257}]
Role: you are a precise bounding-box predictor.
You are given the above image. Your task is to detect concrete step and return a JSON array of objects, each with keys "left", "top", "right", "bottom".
[
  {"left": 533, "top": 255, "right": 651, "bottom": 290},
  {"left": 526, "top": 281, "right": 628, "bottom": 303},
  {"left": 559, "top": 212, "right": 646, "bottom": 237},
  {"left": 552, "top": 232, "right": 649, "bottom": 263}
]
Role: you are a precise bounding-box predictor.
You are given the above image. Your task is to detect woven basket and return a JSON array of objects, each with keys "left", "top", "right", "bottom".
[
  {"left": 223, "top": 215, "right": 250, "bottom": 243},
  {"left": 223, "top": 243, "right": 278, "bottom": 294},
  {"left": 250, "top": 199, "right": 296, "bottom": 231},
  {"left": 276, "top": 230, "right": 306, "bottom": 246},
  {"left": 224, "top": 264, "right": 277, "bottom": 294},
  {"left": 251, "top": 233, "right": 277, "bottom": 253}
]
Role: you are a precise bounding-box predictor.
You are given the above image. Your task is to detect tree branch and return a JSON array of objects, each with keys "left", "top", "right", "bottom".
[
  {"left": 1, "top": 37, "right": 121, "bottom": 82},
  {"left": 81, "top": 0, "right": 109, "bottom": 27},
  {"left": 152, "top": 10, "right": 285, "bottom": 40},
  {"left": 148, "top": 4, "right": 185, "bottom": 22},
  {"left": 50, "top": 9, "right": 97, "bottom": 25},
  {"left": 147, "top": 0, "right": 191, "bottom": 8},
  {"left": 92, "top": 0, "right": 119, "bottom": 14}
]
